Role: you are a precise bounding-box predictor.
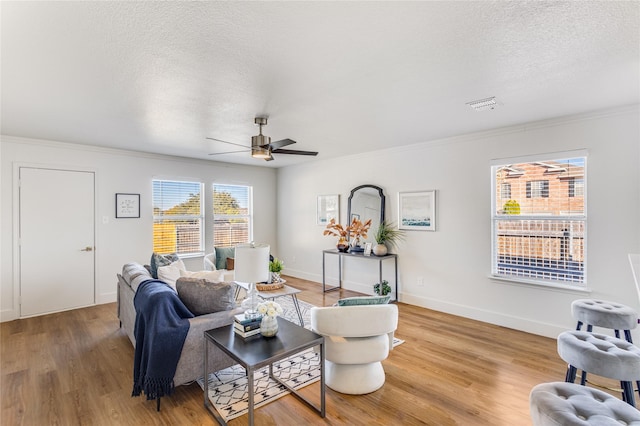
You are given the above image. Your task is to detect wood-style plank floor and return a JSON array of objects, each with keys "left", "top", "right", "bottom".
[{"left": 1, "top": 275, "right": 571, "bottom": 425}]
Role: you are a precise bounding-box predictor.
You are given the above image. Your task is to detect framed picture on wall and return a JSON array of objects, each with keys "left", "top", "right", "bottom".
[
  {"left": 398, "top": 190, "right": 436, "bottom": 231},
  {"left": 116, "top": 193, "right": 140, "bottom": 218},
  {"left": 317, "top": 194, "right": 339, "bottom": 225}
]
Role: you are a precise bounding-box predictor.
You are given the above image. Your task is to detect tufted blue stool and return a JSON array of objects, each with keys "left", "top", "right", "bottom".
[
  {"left": 558, "top": 330, "right": 640, "bottom": 406},
  {"left": 530, "top": 381, "right": 640, "bottom": 425}
]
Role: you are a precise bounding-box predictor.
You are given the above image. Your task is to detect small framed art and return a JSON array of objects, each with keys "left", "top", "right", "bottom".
[
  {"left": 317, "top": 194, "right": 339, "bottom": 225},
  {"left": 398, "top": 190, "right": 436, "bottom": 231},
  {"left": 116, "top": 193, "right": 140, "bottom": 218}
]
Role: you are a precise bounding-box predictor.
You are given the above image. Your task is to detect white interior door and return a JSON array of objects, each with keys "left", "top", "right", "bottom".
[{"left": 19, "top": 167, "right": 95, "bottom": 317}]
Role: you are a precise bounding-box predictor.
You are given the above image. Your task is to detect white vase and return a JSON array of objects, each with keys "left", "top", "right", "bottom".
[
  {"left": 373, "top": 243, "right": 388, "bottom": 256},
  {"left": 260, "top": 315, "right": 279, "bottom": 337}
]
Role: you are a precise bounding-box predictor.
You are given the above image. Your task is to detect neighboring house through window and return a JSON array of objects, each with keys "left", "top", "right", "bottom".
[
  {"left": 526, "top": 180, "right": 549, "bottom": 198},
  {"left": 569, "top": 178, "right": 584, "bottom": 197},
  {"left": 501, "top": 183, "right": 511, "bottom": 199},
  {"left": 152, "top": 180, "right": 204, "bottom": 255},
  {"left": 491, "top": 152, "right": 587, "bottom": 285},
  {"left": 213, "top": 184, "right": 252, "bottom": 247}
]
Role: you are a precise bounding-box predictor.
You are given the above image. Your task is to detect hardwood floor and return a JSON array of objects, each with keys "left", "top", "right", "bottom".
[{"left": 1, "top": 276, "right": 570, "bottom": 425}]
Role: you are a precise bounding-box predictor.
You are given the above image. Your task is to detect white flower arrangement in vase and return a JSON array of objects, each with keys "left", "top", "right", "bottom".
[
  {"left": 256, "top": 300, "right": 283, "bottom": 337},
  {"left": 256, "top": 300, "right": 284, "bottom": 318}
]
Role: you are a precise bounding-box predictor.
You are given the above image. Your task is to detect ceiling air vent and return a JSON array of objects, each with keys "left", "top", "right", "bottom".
[{"left": 466, "top": 96, "right": 497, "bottom": 111}]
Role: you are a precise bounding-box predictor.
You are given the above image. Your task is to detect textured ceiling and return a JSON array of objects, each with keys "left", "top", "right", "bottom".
[{"left": 2, "top": 1, "right": 639, "bottom": 167}]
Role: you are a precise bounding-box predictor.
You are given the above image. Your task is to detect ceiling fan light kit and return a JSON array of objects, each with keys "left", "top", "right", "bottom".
[
  {"left": 251, "top": 118, "right": 272, "bottom": 159},
  {"left": 208, "top": 116, "right": 318, "bottom": 162}
]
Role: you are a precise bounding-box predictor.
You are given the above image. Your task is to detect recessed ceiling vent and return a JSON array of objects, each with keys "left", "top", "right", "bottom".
[{"left": 466, "top": 96, "right": 498, "bottom": 111}]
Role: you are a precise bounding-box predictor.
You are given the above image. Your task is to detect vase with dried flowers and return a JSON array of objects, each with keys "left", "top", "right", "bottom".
[
  {"left": 323, "top": 217, "right": 372, "bottom": 252},
  {"left": 347, "top": 217, "right": 372, "bottom": 251},
  {"left": 323, "top": 218, "right": 349, "bottom": 252}
]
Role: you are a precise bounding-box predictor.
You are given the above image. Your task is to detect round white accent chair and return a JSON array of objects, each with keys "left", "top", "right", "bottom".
[{"left": 310, "top": 304, "right": 398, "bottom": 395}]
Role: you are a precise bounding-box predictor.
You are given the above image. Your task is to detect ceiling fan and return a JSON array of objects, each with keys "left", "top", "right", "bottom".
[{"left": 207, "top": 117, "right": 318, "bottom": 162}]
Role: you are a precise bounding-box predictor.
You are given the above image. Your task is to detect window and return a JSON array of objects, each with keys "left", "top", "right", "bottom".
[
  {"left": 501, "top": 183, "right": 511, "bottom": 199},
  {"left": 526, "top": 180, "right": 549, "bottom": 198},
  {"left": 152, "top": 180, "right": 204, "bottom": 255},
  {"left": 213, "top": 184, "right": 252, "bottom": 247},
  {"left": 492, "top": 154, "right": 586, "bottom": 285},
  {"left": 569, "top": 178, "right": 584, "bottom": 197}
]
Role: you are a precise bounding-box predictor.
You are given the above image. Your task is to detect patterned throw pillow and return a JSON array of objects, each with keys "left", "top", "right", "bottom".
[
  {"left": 337, "top": 295, "right": 391, "bottom": 306},
  {"left": 150, "top": 252, "right": 179, "bottom": 278},
  {"left": 176, "top": 278, "right": 236, "bottom": 315}
]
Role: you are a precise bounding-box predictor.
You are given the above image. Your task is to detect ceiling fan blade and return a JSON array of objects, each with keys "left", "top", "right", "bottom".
[
  {"left": 206, "top": 137, "right": 250, "bottom": 149},
  {"left": 271, "top": 148, "right": 318, "bottom": 156},
  {"left": 208, "top": 149, "right": 251, "bottom": 156},
  {"left": 268, "top": 138, "right": 297, "bottom": 150},
  {"left": 265, "top": 154, "right": 275, "bottom": 161}
]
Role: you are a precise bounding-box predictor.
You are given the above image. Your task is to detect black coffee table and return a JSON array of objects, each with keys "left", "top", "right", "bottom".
[{"left": 204, "top": 317, "right": 325, "bottom": 425}]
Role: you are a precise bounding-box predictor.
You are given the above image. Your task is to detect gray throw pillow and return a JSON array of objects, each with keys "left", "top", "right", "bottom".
[
  {"left": 337, "top": 295, "right": 391, "bottom": 306},
  {"left": 215, "top": 247, "right": 235, "bottom": 270},
  {"left": 150, "top": 252, "right": 179, "bottom": 279},
  {"left": 176, "top": 278, "right": 236, "bottom": 315}
]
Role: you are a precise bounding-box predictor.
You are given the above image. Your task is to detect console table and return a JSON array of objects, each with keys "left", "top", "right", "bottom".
[{"left": 322, "top": 249, "right": 398, "bottom": 302}]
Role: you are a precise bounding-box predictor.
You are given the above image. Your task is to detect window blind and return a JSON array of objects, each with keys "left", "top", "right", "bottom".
[
  {"left": 213, "top": 184, "right": 252, "bottom": 247},
  {"left": 152, "top": 180, "right": 204, "bottom": 255}
]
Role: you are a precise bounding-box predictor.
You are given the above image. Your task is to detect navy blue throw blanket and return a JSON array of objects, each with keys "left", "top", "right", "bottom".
[{"left": 131, "top": 279, "right": 194, "bottom": 400}]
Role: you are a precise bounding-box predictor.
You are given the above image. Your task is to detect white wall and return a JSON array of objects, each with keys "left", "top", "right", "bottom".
[
  {"left": 0, "top": 137, "right": 277, "bottom": 321},
  {"left": 277, "top": 106, "right": 640, "bottom": 338}
]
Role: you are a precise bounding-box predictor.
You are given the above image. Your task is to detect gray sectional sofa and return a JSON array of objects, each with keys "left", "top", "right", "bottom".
[{"left": 116, "top": 262, "right": 243, "bottom": 386}]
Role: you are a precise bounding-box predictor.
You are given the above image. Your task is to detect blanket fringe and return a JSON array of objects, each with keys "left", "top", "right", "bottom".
[{"left": 132, "top": 377, "right": 175, "bottom": 400}]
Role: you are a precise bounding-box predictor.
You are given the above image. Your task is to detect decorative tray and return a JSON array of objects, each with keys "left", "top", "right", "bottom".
[{"left": 256, "top": 282, "right": 284, "bottom": 291}]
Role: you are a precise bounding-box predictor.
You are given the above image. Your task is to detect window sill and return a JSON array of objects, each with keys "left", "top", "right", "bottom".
[
  {"left": 178, "top": 252, "right": 205, "bottom": 259},
  {"left": 489, "top": 275, "right": 591, "bottom": 294}
]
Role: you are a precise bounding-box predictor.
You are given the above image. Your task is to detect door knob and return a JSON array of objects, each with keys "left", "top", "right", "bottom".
[{"left": 80, "top": 246, "right": 93, "bottom": 252}]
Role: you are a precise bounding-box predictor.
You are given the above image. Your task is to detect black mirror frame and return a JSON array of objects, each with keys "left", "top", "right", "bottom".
[{"left": 347, "top": 184, "right": 385, "bottom": 242}]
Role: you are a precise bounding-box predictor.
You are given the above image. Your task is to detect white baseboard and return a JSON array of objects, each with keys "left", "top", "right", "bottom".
[
  {"left": 98, "top": 292, "right": 117, "bottom": 304},
  {"left": 400, "top": 293, "right": 565, "bottom": 339},
  {"left": 1, "top": 309, "right": 18, "bottom": 322}
]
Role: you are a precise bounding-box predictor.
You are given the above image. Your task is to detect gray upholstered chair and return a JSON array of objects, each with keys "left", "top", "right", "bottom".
[{"left": 310, "top": 304, "right": 398, "bottom": 394}]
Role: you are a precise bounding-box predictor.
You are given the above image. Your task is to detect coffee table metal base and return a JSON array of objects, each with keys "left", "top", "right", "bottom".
[{"left": 204, "top": 318, "right": 325, "bottom": 425}]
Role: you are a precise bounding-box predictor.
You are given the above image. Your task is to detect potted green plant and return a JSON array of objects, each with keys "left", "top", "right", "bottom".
[
  {"left": 373, "top": 220, "right": 405, "bottom": 256},
  {"left": 269, "top": 258, "right": 284, "bottom": 282},
  {"left": 373, "top": 280, "right": 392, "bottom": 296}
]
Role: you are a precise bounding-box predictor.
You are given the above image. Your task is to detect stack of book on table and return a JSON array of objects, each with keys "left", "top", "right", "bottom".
[{"left": 234, "top": 314, "right": 262, "bottom": 338}]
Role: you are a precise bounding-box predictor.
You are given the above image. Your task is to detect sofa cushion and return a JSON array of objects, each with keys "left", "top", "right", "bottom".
[
  {"left": 157, "top": 259, "right": 186, "bottom": 289},
  {"left": 176, "top": 278, "right": 236, "bottom": 315},
  {"left": 150, "top": 252, "right": 180, "bottom": 279},
  {"left": 337, "top": 295, "right": 391, "bottom": 306},
  {"left": 122, "top": 262, "right": 153, "bottom": 292},
  {"left": 215, "top": 247, "right": 235, "bottom": 270}
]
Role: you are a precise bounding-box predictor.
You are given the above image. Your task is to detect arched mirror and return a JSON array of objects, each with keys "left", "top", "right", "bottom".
[{"left": 347, "top": 184, "right": 385, "bottom": 245}]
